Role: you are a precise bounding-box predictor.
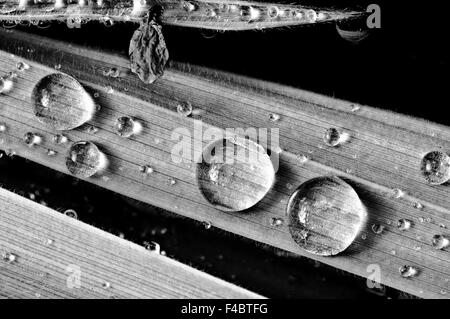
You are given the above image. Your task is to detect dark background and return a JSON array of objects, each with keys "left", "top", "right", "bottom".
[{"left": 1, "top": 0, "right": 447, "bottom": 298}]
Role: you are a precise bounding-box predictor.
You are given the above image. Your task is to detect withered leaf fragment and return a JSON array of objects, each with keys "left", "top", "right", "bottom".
[{"left": 129, "top": 15, "right": 169, "bottom": 84}]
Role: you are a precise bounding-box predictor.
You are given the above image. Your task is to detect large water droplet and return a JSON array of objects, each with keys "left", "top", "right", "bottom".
[
  {"left": 286, "top": 176, "right": 367, "bottom": 256},
  {"left": 31, "top": 73, "right": 96, "bottom": 130},
  {"left": 432, "top": 235, "right": 449, "bottom": 250},
  {"left": 115, "top": 116, "right": 142, "bottom": 137},
  {"left": 336, "top": 18, "right": 370, "bottom": 44},
  {"left": 196, "top": 137, "right": 275, "bottom": 212},
  {"left": 420, "top": 151, "right": 450, "bottom": 185},
  {"left": 65, "top": 141, "right": 107, "bottom": 178},
  {"left": 397, "top": 219, "right": 412, "bottom": 231},
  {"left": 399, "top": 265, "right": 418, "bottom": 278}
]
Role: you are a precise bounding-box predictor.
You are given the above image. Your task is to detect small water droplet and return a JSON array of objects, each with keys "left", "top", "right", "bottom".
[
  {"left": 371, "top": 224, "right": 384, "bottom": 234},
  {"left": 46, "top": 149, "right": 57, "bottom": 156},
  {"left": 54, "top": 64, "right": 61, "bottom": 70},
  {"left": 202, "top": 221, "right": 212, "bottom": 229},
  {"left": 177, "top": 102, "right": 193, "bottom": 117},
  {"left": 2, "top": 252, "right": 17, "bottom": 263},
  {"left": 414, "top": 202, "right": 424, "bottom": 210},
  {"left": 391, "top": 249, "right": 396, "bottom": 255},
  {"left": 196, "top": 137, "right": 275, "bottom": 212},
  {"left": 414, "top": 245, "right": 421, "bottom": 251},
  {"left": 286, "top": 182, "right": 293, "bottom": 190},
  {"left": 64, "top": 209, "right": 78, "bottom": 219},
  {"left": 115, "top": 116, "right": 142, "bottom": 137},
  {"left": 440, "top": 224, "right": 447, "bottom": 229},
  {"left": 45, "top": 238, "right": 54, "bottom": 246},
  {"left": 66, "top": 141, "right": 107, "bottom": 178},
  {"left": 268, "top": 113, "right": 280, "bottom": 122},
  {"left": 93, "top": 92, "right": 100, "bottom": 98},
  {"left": 286, "top": 176, "right": 367, "bottom": 256},
  {"left": 391, "top": 188, "right": 404, "bottom": 199},
  {"left": 361, "top": 233, "right": 367, "bottom": 240},
  {"left": 425, "top": 217, "right": 432, "bottom": 223},
  {"left": 144, "top": 241, "right": 160, "bottom": 254},
  {"left": 270, "top": 217, "right": 283, "bottom": 227},
  {"left": 31, "top": 73, "right": 96, "bottom": 130},
  {"left": 399, "top": 265, "right": 418, "bottom": 278},
  {"left": 323, "top": 128, "right": 343, "bottom": 147},
  {"left": 345, "top": 168, "right": 353, "bottom": 174},
  {"left": 397, "top": 219, "right": 412, "bottom": 231},
  {"left": 105, "top": 86, "right": 114, "bottom": 94},
  {"left": 0, "top": 76, "right": 14, "bottom": 94},
  {"left": 140, "top": 165, "right": 154, "bottom": 175},
  {"left": 16, "top": 61, "right": 30, "bottom": 71},
  {"left": 0, "top": 123, "right": 7, "bottom": 132},
  {"left": 168, "top": 178, "right": 176, "bottom": 185},
  {"left": 297, "top": 154, "right": 308, "bottom": 163},
  {"left": 109, "top": 68, "right": 120, "bottom": 78},
  {"left": 85, "top": 125, "right": 99, "bottom": 134},
  {"left": 431, "top": 235, "right": 449, "bottom": 250},
  {"left": 418, "top": 217, "right": 425, "bottom": 223},
  {"left": 441, "top": 289, "right": 447, "bottom": 295},
  {"left": 102, "top": 281, "right": 111, "bottom": 289},
  {"left": 23, "top": 132, "right": 42, "bottom": 147},
  {"left": 420, "top": 151, "right": 450, "bottom": 185},
  {"left": 52, "top": 134, "right": 68, "bottom": 144}
]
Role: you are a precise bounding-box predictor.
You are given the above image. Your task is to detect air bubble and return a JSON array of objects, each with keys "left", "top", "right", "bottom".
[
  {"left": 23, "top": 132, "right": 42, "bottom": 147},
  {"left": 286, "top": 176, "right": 367, "bottom": 256},
  {"left": 432, "top": 235, "right": 449, "bottom": 250},
  {"left": 397, "top": 219, "right": 412, "bottom": 231},
  {"left": 399, "top": 265, "right": 418, "bottom": 278},
  {"left": 196, "top": 137, "right": 275, "bottom": 212},
  {"left": 31, "top": 73, "right": 96, "bottom": 130},
  {"left": 115, "top": 116, "right": 142, "bottom": 137},
  {"left": 177, "top": 102, "right": 193, "bottom": 117},
  {"left": 420, "top": 151, "right": 450, "bottom": 185},
  {"left": 66, "top": 141, "right": 107, "bottom": 178}
]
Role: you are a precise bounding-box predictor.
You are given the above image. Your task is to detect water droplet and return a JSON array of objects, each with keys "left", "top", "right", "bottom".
[
  {"left": 268, "top": 113, "right": 280, "bottom": 122},
  {"left": 109, "top": 68, "right": 120, "bottom": 78},
  {"left": 361, "top": 233, "right": 367, "bottom": 240},
  {"left": 54, "top": 64, "right": 61, "bottom": 70},
  {"left": 297, "top": 154, "right": 308, "bottom": 163},
  {"left": 426, "top": 217, "right": 432, "bottom": 223},
  {"left": 391, "top": 188, "right": 404, "bottom": 199},
  {"left": 31, "top": 73, "right": 96, "bottom": 130},
  {"left": 420, "top": 151, "right": 450, "bottom": 185},
  {"left": 336, "top": 18, "right": 370, "bottom": 44},
  {"left": 0, "top": 76, "right": 14, "bottom": 94},
  {"left": 350, "top": 105, "right": 360, "bottom": 112},
  {"left": 202, "top": 221, "right": 212, "bottom": 229},
  {"left": 432, "top": 235, "right": 449, "bottom": 250},
  {"left": 168, "top": 178, "right": 176, "bottom": 185},
  {"left": 144, "top": 241, "right": 160, "bottom": 254},
  {"left": 286, "top": 176, "right": 367, "bottom": 256},
  {"left": 418, "top": 217, "right": 425, "bottom": 223},
  {"left": 102, "top": 281, "right": 111, "bottom": 289},
  {"left": 64, "top": 209, "right": 78, "bottom": 219},
  {"left": 177, "top": 102, "right": 193, "bottom": 117},
  {"left": 2, "top": 252, "right": 17, "bottom": 263},
  {"left": 391, "top": 249, "right": 396, "bottom": 255},
  {"left": 345, "top": 168, "right": 353, "bottom": 174},
  {"left": 267, "top": 6, "right": 279, "bottom": 18},
  {"left": 372, "top": 224, "right": 384, "bottom": 234},
  {"left": 196, "top": 137, "right": 275, "bottom": 212},
  {"left": 323, "top": 128, "right": 343, "bottom": 147},
  {"left": 45, "top": 238, "right": 54, "bottom": 246},
  {"left": 240, "top": 6, "right": 261, "bottom": 21},
  {"left": 183, "top": 1, "right": 197, "bottom": 12},
  {"left": 399, "top": 265, "right": 418, "bottom": 278},
  {"left": 305, "top": 9, "right": 317, "bottom": 22},
  {"left": 52, "top": 134, "right": 68, "bottom": 144},
  {"left": 85, "top": 125, "right": 99, "bottom": 134},
  {"left": 397, "top": 219, "right": 412, "bottom": 231},
  {"left": 93, "top": 92, "right": 100, "bottom": 98},
  {"left": 205, "top": 8, "right": 217, "bottom": 17},
  {"left": 23, "top": 132, "right": 42, "bottom": 147},
  {"left": 16, "top": 61, "right": 30, "bottom": 71},
  {"left": 46, "top": 149, "right": 57, "bottom": 156},
  {"left": 441, "top": 289, "right": 447, "bottom": 295},
  {"left": 140, "top": 165, "right": 154, "bottom": 175},
  {"left": 66, "top": 141, "right": 107, "bottom": 178},
  {"left": 414, "top": 245, "right": 421, "bottom": 251},
  {"left": 270, "top": 217, "right": 283, "bottom": 227},
  {"left": 286, "top": 182, "right": 293, "bottom": 190},
  {"left": 0, "top": 123, "right": 7, "bottom": 132},
  {"left": 414, "top": 202, "right": 424, "bottom": 210},
  {"left": 105, "top": 86, "right": 114, "bottom": 94},
  {"left": 440, "top": 224, "right": 447, "bottom": 229},
  {"left": 115, "top": 116, "right": 142, "bottom": 137}
]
